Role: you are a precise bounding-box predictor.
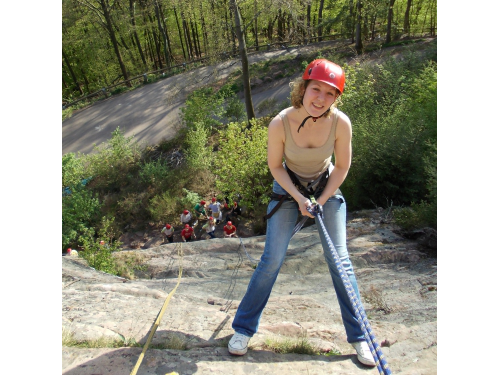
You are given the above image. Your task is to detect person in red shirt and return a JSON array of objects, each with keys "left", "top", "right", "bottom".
[
  {"left": 223, "top": 221, "right": 237, "bottom": 238},
  {"left": 181, "top": 224, "right": 196, "bottom": 242}
]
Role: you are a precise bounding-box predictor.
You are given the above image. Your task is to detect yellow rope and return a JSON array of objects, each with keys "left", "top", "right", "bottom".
[{"left": 130, "top": 244, "right": 183, "bottom": 375}]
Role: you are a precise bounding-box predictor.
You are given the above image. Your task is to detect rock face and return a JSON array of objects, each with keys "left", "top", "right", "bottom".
[{"left": 62, "top": 210, "right": 437, "bottom": 374}]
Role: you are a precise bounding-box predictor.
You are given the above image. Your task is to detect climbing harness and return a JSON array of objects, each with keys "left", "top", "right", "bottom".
[
  {"left": 130, "top": 244, "right": 184, "bottom": 375},
  {"left": 263, "top": 163, "right": 330, "bottom": 222},
  {"left": 306, "top": 201, "right": 392, "bottom": 375}
]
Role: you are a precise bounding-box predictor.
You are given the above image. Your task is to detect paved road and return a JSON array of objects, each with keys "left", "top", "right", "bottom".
[{"left": 62, "top": 42, "right": 340, "bottom": 155}]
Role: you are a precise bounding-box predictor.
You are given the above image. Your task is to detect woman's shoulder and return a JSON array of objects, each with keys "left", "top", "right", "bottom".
[{"left": 269, "top": 107, "right": 294, "bottom": 128}]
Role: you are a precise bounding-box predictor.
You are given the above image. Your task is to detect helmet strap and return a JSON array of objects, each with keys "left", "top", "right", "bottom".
[{"left": 298, "top": 97, "right": 328, "bottom": 133}]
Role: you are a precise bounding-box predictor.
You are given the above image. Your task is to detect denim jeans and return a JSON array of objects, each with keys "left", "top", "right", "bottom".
[{"left": 232, "top": 180, "right": 364, "bottom": 343}]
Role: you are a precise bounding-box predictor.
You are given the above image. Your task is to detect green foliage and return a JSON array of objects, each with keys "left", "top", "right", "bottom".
[
  {"left": 148, "top": 191, "right": 180, "bottom": 223},
  {"left": 62, "top": 153, "right": 86, "bottom": 188},
  {"left": 224, "top": 95, "right": 246, "bottom": 122},
  {"left": 180, "top": 87, "right": 226, "bottom": 131},
  {"left": 263, "top": 334, "right": 319, "bottom": 355},
  {"left": 339, "top": 53, "right": 437, "bottom": 210},
  {"left": 393, "top": 201, "right": 437, "bottom": 230},
  {"left": 184, "top": 121, "right": 212, "bottom": 170},
  {"left": 179, "top": 188, "right": 203, "bottom": 212},
  {"left": 138, "top": 159, "right": 170, "bottom": 188},
  {"left": 215, "top": 118, "right": 272, "bottom": 211},
  {"left": 78, "top": 216, "right": 122, "bottom": 274},
  {"left": 256, "top": 97, "right": 278, "bottom": 115},
  {"left": 62, "top": 154, "right": 100, "bottom": 250},
  {"left": 62, "top": 185, "right": 101, "bottom": 251},
  {"left": 85, "top": 127, "right": 142, "bottom": 191}
]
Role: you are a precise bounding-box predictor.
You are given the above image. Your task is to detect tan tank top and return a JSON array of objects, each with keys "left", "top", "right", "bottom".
[{"left": 281, "top": 109, "right": 338, "bottom": 180}]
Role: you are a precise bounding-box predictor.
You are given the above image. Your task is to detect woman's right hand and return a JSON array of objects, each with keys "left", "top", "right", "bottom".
[{"left": 298, "top": 197, "right": 314, "bottom": 218}]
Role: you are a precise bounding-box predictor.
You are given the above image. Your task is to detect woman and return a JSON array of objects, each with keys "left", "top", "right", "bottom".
[
  {"left": 202, "top": 217, "right": 216, "bottom": 239},
  {"left": 227, "top": 59, "right": 376, "bottom": 367}
]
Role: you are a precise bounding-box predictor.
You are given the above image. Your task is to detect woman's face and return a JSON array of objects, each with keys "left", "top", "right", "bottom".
[{"left": 302, "top": 80, "right": 338, "bottom": 116}]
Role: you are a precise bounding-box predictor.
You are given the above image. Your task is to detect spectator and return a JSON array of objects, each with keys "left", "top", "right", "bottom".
[
  {"left": 225, "top": 201, "right": 242, "bottom": 223},
  {"left": 180, "top": 210, "right": 193, "bottom": 226},
  {"left": 202, "top": 217, "right": 216, "bottom": 239},
  {"left": 208, "top": 197, "right": 222, "bottom": 224},
  {"left": 161, "top": 223, "right": 174, "bottom": 243},
  {"left": 193, "top": 200, "right": 207, "bottom": 226},
  {"left": 223, "top": 221, "right": 237, "bottom": 238},
  {"left": 181, "top": 224, "right": 196, "bottom": 242}
]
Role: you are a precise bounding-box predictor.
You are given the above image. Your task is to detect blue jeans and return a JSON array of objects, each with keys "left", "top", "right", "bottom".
[{"left": 232, "top": 180, "right": 364, "bottom": 343}]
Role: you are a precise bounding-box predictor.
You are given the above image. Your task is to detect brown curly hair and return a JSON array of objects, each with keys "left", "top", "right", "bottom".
[{"left": 289, "top": 77, "right": 340, "bottom": 118}]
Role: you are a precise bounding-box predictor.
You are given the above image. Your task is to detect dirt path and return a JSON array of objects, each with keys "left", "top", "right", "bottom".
[{"left": 61, "top": 40, "right": 350, "bottom": 155}]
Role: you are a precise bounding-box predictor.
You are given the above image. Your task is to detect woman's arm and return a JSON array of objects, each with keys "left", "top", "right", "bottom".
[
  {"left": 267, "top": 115, "right": 314, "bottom": 218},
  {"left": 316, "top": 112, "right": 352, "bottom": 206}
]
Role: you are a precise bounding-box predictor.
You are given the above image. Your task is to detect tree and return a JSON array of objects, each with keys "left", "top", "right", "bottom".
[
  {"left": 75, "top": 0, "right": 131, "bottom": 85},
  {"left": 230, "top": 0, "right": 255, "bottom": 121},
  {"left": 403, "top": 0, "right": 412, "bottom": 34},
  {"left": 355, "top": 0, "right": 363, "bottom": 53},
  {"left": 386, "top": 0, "right": 396, "bottom": 43}
]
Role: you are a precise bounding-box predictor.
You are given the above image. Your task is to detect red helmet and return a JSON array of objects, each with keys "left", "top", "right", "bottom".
[
  {"left": 166, "top": 224, "right": 171, "bottom": 229},
  {"left": 185, "top": 224, "right": 190, "bottom": 228},
  {"left": 212, "top": 197, "right": 216, "bottom": 202},
  {"left": 227, "top": 221, "right": 232, "bottom": 226},
  {"left": 302, "top": 59, "right": 345, "bottom": 94},
  {"left": 234, "top": 201, "right": 237, "bottom": 206},
  {"left": 201, "top": 200, "right": 206, "bottom": 205},
  {"left": 183, "top": 210, "right": 189, "bottom": 215},
  {"left": 209, "top": 216, "right": 214, "bottom": 220}
]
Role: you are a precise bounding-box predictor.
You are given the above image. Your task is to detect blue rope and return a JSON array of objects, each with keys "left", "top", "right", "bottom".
[{"left": 308, "top": 203, "right": 392, "bottom": 375}]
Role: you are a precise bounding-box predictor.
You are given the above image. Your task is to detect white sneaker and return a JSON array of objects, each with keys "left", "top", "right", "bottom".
[
  {"left": 352, "top": 341, "right": 376, "bottom": 367},
  {"left": 228, "top": 332, "right": 250, "bottom": 355}
]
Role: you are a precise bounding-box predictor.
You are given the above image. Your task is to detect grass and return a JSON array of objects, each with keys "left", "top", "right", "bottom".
[{"left": 63, "top": 327, "right": 342, "bottom": 357}]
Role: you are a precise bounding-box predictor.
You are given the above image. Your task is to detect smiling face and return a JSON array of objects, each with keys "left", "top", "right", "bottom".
[{"left": 301, "top": 80, "right": 339, "bottom": 117}]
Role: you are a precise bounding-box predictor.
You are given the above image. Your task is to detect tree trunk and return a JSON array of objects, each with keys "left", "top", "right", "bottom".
[
  {"left": 355, "top": 0, "right": 363, "bottom": 53},
  {"left": 386, "top": 0, "right": 396, "bottom": 43},
  {"left": 307, "top": 3, "right": 311, "bottom": 41},
  {"left": 159, "top": 2, "right": 173, "bottom": 65},
  {"left": 62, "top": 49, "right": 84, "bottom": 95},
  {"left": 318, "top": 0, "right": 324, "bottom": 42},
  {"left": 173, "top": 7, "right": 187, "bottom": 61},
  {"left": 99, "top": 0, "right": 130, "bottom": 86},
  {"left": 154, "top": 0, "right": 170, "bottom": 67},
  {"left": 199, "top": 2, "right": 208, "bottom": 55},
  {"left": 254, "top": 0, "right": 259, "bottom": 51},
  {"left": 230, "top": 0, "right": 255, "bottom": 122},
  {"left": 129, "top": 0, "right": 147, "bottom": 69},
  {"left": 349, "top": 0, "right": 355, "bottom": 43},
  {"left": 403, "top": 0, "right": 412, "bottom": 34}
]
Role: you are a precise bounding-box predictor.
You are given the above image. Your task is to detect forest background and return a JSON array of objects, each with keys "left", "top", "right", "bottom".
[{"left": 62, "top": 0, "right": 437, "bottom": 275}]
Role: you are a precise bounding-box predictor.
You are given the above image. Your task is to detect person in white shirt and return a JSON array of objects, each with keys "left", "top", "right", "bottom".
[
  {"left": 161, "top": 223, "right": 174, "bottom": 243},
  {"left": 208, "top": 197, "right": 222, "bottom": 224},
  {"left": 180, "top": 210, "right": 193, "bottom": 226}
]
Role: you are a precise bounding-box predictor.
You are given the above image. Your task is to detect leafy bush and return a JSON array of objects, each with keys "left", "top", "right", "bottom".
[
  {"left": 214, "top": 118, "right": 273, "bottom": 211},
  {"left": 78, "top": 216, "right": 122, "bottom": 274},
  {"left": 184, "top": 121, "right": 212, "bottom": 170},
  {"left": 393, "top": 201, "right": 436, "bottom": 230}
]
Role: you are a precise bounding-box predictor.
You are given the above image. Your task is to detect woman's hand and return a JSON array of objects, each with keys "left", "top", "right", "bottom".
[{"left": 298, "top": 197, "right": 315, "bottom": 218}]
